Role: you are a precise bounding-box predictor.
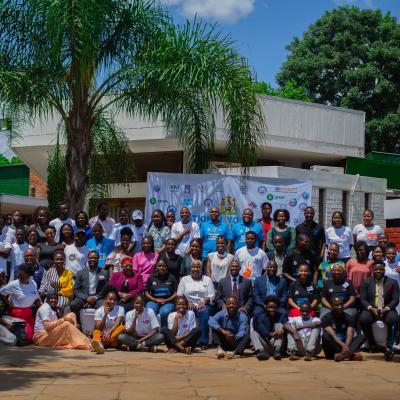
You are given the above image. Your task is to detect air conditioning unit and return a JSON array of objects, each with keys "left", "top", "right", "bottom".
[
  {"left": 310, "top": 165, "right": 344, "bottom": 174},
  {"left": 205, "top": 161, "right": 242, "bottom": 174}
]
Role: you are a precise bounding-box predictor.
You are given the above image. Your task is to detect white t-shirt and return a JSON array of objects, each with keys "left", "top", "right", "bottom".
[
  {"left": 167, "top": 310, "right": 196, "bottom": 337},
  {"left": 132, "top": 225, "right": 148, "bottom": 254},
  {"left": 94, "top": 305, "right": 125, "bottom": 331},
  {"left": 352, "top": 224, "right": 383, "bottom": 247},
  {"left": 208, "top": 252, "right": 233, "bottom": 283},
  {"left": 0, "top": 239, "right": 9, "bottom": 274},
  {"left": 125, "top": 308, "right": 159, "bottom": 337},
  {"left": 49, "top": 217, "right": 76, "bottom": 243},
  {"left": 177, "top": 275, "right": 215, "bottom": 307},
  {"left": 34, "top": 302, "right": 58, "bottom": 333},
  {"left": 10, "top": 242, "right": 31, "bottom": 279},
  {"left": 0, "top": 278, "right": 39, "bottom": 308},
  {"left": 64, "top": 244, "right": 89, "bottom": 276},
  {"left": 110, "top": 223, "right": 137, "bottom": 246},
  {"left": 325, "top": 226, "right": 353, "bottom": 259},
  {"left": 89, "top": 216, "right": 116, "bottom": 238},
  {"left": 288, "top": 315, "right": 321, "bottom": 338},
  {"left": 171, "top": 221, "right": 200, "bottom": 256},
  {"left": 234, "top": 246, "right": 268, "bottom": 280}
]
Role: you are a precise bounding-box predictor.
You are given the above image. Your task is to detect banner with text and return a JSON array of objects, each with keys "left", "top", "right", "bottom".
[{"left": 145, "top": 173, "right": 312, "bottom": 228}]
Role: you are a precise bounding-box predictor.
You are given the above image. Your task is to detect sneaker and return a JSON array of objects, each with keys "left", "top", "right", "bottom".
[
  {"left": 334, "top": 352, "right": 347, "bottom": 362},
  {"left": 351, "top": 352, "right": 363, "bottom": 361},
  {"left": 225, "top": 351, "right": 234, "bottom": 359},
  {"left": 304, "top": 352, "right": 313, "bottom": 361},
  {"left": 273, "top": 352, "right": 282, "bottom": 360},
  {"left": 217, "top": 347, "right": 225, "bottom": 359},
  {"left": 256, "top": 351, "right": 270, "bottom": 361},
  {"left": 91, "top": 340, "right": 105, "bottom": 354},
  {"left": 384, "top": 349, "right": 394, "bottom": 362},
  {"left": 289, "top": 352, "right": 300, "bottom": 361}
]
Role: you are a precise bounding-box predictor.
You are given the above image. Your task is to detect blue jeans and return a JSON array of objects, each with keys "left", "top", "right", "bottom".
[
  {"left": 194, "top": 304, "right": 213, "bottom": 346},
  {"left": 146, "top": 301, "right": 175, "bottom": 327}
]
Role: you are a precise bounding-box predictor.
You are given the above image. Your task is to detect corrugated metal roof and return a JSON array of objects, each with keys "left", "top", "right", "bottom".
[{"left": 366, "top": 151, "right": 400, "bottom": 166}]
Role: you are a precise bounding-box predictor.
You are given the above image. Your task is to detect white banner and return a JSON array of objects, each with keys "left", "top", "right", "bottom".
[{"left": 145, "top": 173, "right": 312, "bottom": 228}]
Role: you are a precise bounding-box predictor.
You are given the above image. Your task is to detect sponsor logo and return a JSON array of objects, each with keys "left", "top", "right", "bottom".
[
  {"left": 183, "top": 198, "right": 193, "bottom": 206},
  {"left": 220, "top": 195, "right": 236, "bottom": 215},
  {"left": 266, "top": 193, "right": 274, "bottom": 201},
  {"left": 153, "top": 185, "right": 161, "bottom": 192},
  {"left": 289, "top": 199, "right": 297, "bottom": 207},
  {"left": 299, "top": 202, "right": 308, "bottom": 211},
  {"left": 258, "top": 186, "right": 267, "bottom": 194},
  {"left": 167, "top": 205, "right": 177, "bottom": 213},
  {"left": 275, "top": 187, "right": 298, "bottom": 193},
  {"left": 157, "top": 199, "right": 168, "bottom": 204},
  {"left": 302, "top": 192, "right": 310, "bottom": 200},
  {"left": 170, "top": 184, "right": 179, "bottom": 192},
  {"left": 150, "top": 197, "right": 157, "bottom": 205},
  {"left": 204, "top": 198, "right": 213, "bottom": 207},
  {"left": 184, "top": 185, "right": 191, "bottom": 194},
  {"left": 248, "top": 201, "right": 257, "bottom": 210}
]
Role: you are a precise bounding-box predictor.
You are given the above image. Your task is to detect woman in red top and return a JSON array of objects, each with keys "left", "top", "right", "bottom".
[{"left": 258, "top": 202, "right": 273, "bottom": 244}]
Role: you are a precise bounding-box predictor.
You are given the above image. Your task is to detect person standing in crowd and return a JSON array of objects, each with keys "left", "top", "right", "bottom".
[
  {"left": 165, "top": 211, "right": 175, "bottom": 230},
  {"left": 0, "top": 214, "right": 10, "bottom": 279},
  {"left": 346, "top": 241, "right": 373, "bottom": 298},
  {"left": 234, "top": 231, "right": 268, "bottom": 281},
  {"left": 110, "top": 208, "right": 136, "bottom": 248},
  {"left": 118, "top": 294, "right": 164, "bottom": 352},
  {"left": 315, "top": 243, "right": 344, "bottom": 289},
  {"left": 0, "top": 263, "right": 41, "bottom": 343},
  {"left": 250, "top": 295, "right": 288, "bottom": 361},
  {"left": 23, "top": 248, "right": 44, "bottom": 289},
  {"left": 49, "top": 201, "right": 75, "bottom": 243},
  {"left": 27, "top": 228, "right": 40, "bottom": 254},
  {"left": 229, "top": 208, "right": 264, "bottom": 252},
  {"left": 105, "top": 227, "right": 134, "bottom": 277},
  {"left": 4, "top": 209, "right": 28, "bottom": 245},
  {"left": 158, "top": 238, "right": 182, "bottom": 280},
  {"left": 200, "top": 208, "right": 230, "bottom": 259},
  {"left": 177, "top": 261, "right": 215, "bottom": 349},
  {"left": 209, "top": 296, "right": 250, "bottom": 359},
  {"left": 206, "top": 236, "right": 233, "bottom": 289},
  {"left": 267, "top": 209, "right": 296, "bottom": 253},
  {"left": 170, "top": 207, "right": 200, "bottom": 257},
  {"left": 321, "top": 297, "right": 364, "bottom": 362},
  {"left": 282, "top": 233, "right": 319, "bottom": 284},
  {"left": 74, "top": 211, "right": 93, "bottom": 242},
  {"left": 181, "top": 238, "right": 206, "bottom": 277},
  {"left": 147, "top": 209, "right": 170, "bottom": 253},
  {"left": 64, "top": 230, "right": 89, "bottom": 278},
  {"left": 145, "top": 257, "right": 177, "bottom": 327},
  {"left": 266, "top": 234, "right": 286, "bottom": 277},
  {"left": 59, "top": 223, "right": 75, "bottom": 246},
  {"left": 296, "top": 207, "right": 325, "bottom": 257},
  {"left": 37, "top": 226, "right": 59, "bottom": 271},
  {"left": 359, "top": 261, "right": 399, "bottom": 359},
  {"left": 132, "top": 236, "right": 158, "bottom": 286},
  {"left": 8, "top": 227, "right": 30, "bottom": 281},
  {"left": 320, "top": 263, "right": 357, "bottom": 318},
  {"left": 91, "top": 285, "right": 125, "bottom": 354},
  {"left": 215, "top": 260, "right": 254, "bottom": 315},
  {"left": 253, "top": 261, "right": 287, "bottom": 317},
  {"left": 285, "top": 302, "right": 321, "bottom": 361},
  {"left": 86, "top": 223, "right": 115, "bottom": 269},
  {"left": 325, "top": 211, "right": 353, "bottom": 263},
  {"left": 89, "top": 202, "right": 115, "bottom": 239},
  {"left": 131, "top": 210, "right": 148, "bottom": 254},
  {"left": 258, "top": 202, "right": 273, "bottom": 244},
  {"left": 33, "top": 293, "right": 91, "bottom": 350},
  {"left": 352, "top": 210, "right": 383, "bottom": 251},
  {"left": 161, "top": 295, "right": 201, "bottom": 354},
  {"left": 30, "top": 206, "right": 49, "bottom": 243}
]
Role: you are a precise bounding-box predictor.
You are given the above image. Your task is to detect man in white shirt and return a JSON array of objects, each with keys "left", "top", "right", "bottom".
[
  {"left": 89, "top": 202, "right": 115, "bottom": 238},
  {"left": 234, "top": 231, "right": 268, "bottom": 281},
  {"left": 8, "top": 228, "right": 30, "bottom": 281},
  {"left": 110, "top": 208, "right": 137, "bottom": 246},
  {"left": 131, "top": 209, "right": 148, "bottom": 254},
  {"left": 171, "top": 207, "right": 200, "bottom": 256},
  {"left": 64, "top": 230, "right": 89, "bottom": 277},
  {"left": 49, "top": 201, "right": 75, "bottom": 242}
]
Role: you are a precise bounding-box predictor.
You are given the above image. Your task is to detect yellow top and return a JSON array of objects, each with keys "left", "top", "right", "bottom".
[{"left": 59, "top": 269, "right": 74, "bottom": 299}]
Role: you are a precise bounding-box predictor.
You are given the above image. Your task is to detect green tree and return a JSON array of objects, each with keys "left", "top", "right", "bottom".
[
  {"left": 277, "top": 6, "right": 400, "bottom": 153},
  {"left": 253, "top": 80, "right": 313, "bottom": 102},
  {"left": 0, "top": 0, "right": 264, "bottom": 214}
]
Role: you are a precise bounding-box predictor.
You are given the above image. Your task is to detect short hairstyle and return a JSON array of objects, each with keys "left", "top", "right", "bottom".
[
  {"left": 264, "top": 295, "right": 280, "bottom": 306},
  {"left": 102, "top": 284, "right": 120, "bottom": 301},
  {"left": 363, "top": 209, "right": 374, "bottom": 218},
  {"left": 120, "top": 227, "right": 133, "bottom": 238},
  {"left": 57, "top": 200, "right": 68, "bottom": 209},
  {"left": 261, "top": 202, "right": 272, "bottom": 209},
  {"left": 354, "top": 240, "right": 369, "bottom": 253},
  {"left": 331, "top": 211, "right": 345, "bottom": 227},
  {"left": 96, "top": 202, "right": 108, "bottom": 212},
  {"left": 273, "top": 209, "right": 290, "bottom": 222},
  {"left": 176, "top": 295, "right": 188, "bottom": 305},
  {"left": 245, "top": 230, "right": 257, "bottom": 237},
  {"left": 372, "top": 261, "right": 385, "bottom": 269}
]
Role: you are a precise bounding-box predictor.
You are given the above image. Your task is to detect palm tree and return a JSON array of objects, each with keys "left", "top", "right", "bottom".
[{"left": 0, "top": 0, "right": 264, "bottom": 214}]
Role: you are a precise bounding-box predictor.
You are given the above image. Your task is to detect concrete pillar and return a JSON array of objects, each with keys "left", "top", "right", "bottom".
[
  {"left": 370, "top": 193, "right": 386, "bottom": 228},
  {"left": 324, "top": 188, "right": 342, "bottom": 227},
  {"left": 348, "top": 191, "right": 364, "bottom": 228}
]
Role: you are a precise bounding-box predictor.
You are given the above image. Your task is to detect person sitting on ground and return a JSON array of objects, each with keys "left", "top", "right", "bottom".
[
  {"left": 181, "top": 238, "right": 206, "bottom": 277},
  {"left": 105, "top": 227, "right": 134, "bottom": 277},
  {"left": 132, "top": 236, "right": 158, "bottom": 286},
  {"left": 359, "top": 261, "right": 399, "bottom": 360},
  {"left": 91, "top": 285, "right": 125, "bottom": 354},
  {"left": 253, "top": 260, "right": 287, "bottom": 317},
  {"left": 285, "top": 302, "right": 321, "bottom": 361},
  {"left": 266, "top": 234, "right": 286, "bottom": 277},
  {"left": 315, "top": 243, "right": 344, "bottom": 289},
  {"left": 177, "top": 260, "right": 215, "bottom": 349},
  {"left": 64, "top": 229, "right": 89, "bottom": 278},
  {"left": 86, "top": 223, "right": 115, "bottom": 269},
  {"left": 145, "top": 257, "right": 177, "bottom": 328},
  {"left": 321, "top": 297, "right": 364, "bottom": 362},
  {"left": 208, "top": 296, "right": 250, "bottom": 359},
  {"left": 160, "top": 295, "right": 201, "bottom": 354},
  {"left": 158, "top": 238, "right": 182, "bottom": 280},
  {"left": 206, "top": 236, "right": 233, "bottom": 289},
  {"left": 250, "top": 295, "right": 288, "bottom": 361},
  {"left": 287, "top": 263, "right": 318, "bottom": 317},
  {"left": 118, "top": 294, "right": 164, "bottom": 352},
  {"left": 215, "top": 260, "right": 254, "bottom": 315},
  {"left": 320, "top": 263, "right": 357, "bottom": 319},
  {"left": 266, "top": 209, "right": 296, "bottom": 253},
  {"left": 33, "top": 293, "right": 90, "bottom": 349}
]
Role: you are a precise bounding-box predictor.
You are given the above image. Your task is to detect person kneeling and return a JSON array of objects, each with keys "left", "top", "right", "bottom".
[
  {"left": 33, "top": 293, "right": 90, "bottom": 349},
  {"left": 208, "top": 297, "right": 250, "bottom": 359},
  {"left": 322, "top": 297, "right": 364, "bottom": 362},
  {"left": 285, "top": 302, "right": 321, "bottom": 361},
  {"left": 118, "top": 295, "right": 164, "bottom": 352},
  {"left": 160, "top": 295, "right": 201, "bottom": 354},
  {"left": 91, "top": 285, "right": 125, "bottom": 354}
]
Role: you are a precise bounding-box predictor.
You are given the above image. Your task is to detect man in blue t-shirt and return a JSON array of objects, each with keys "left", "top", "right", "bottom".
[
  {"left": 200, "top": 208, "right": 230, "bottom": 258},
  {"left": 86, "top": 223, "right": 115, "bottom": 269},
  {"left": 228, "top": 208, "right": 264, "bottom": 253}
]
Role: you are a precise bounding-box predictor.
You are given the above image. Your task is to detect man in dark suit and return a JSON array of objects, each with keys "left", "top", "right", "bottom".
[
  {"left": 253, "top": 260, "right": 287, "bottom": 317},
  {"left": 216, "top": 260, "right": 254, "bottom": 315},
  {"left": 359, "top": 261, "right": 399, "bottom": 358},
  {"left": 70, "top": 250, "right": 108, "bottom": 319}
]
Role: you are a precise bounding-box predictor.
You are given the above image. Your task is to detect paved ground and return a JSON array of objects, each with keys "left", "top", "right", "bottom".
[{"left": 1, "top": 346, "right": 400, "bottom": 400}]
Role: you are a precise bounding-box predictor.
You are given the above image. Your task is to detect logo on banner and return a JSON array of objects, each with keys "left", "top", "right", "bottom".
[
  {"left": 248, "top": 201, "right": 257, "bottom": 210},
  {"left": 153, "top": 185, "right": 161, "bottom": 192},
  {"left": 258, "top": 186, "right": 267, "bottom": 194},
  {"left": 299, "top": 202, "right": 308, "bottom": 211},
  {"left": 266, "top": 193, "right": 274, "bottom": 201},
  {"left": 302, "top": 192, "right": 310, "bottom": 200},
  {"left": 289, "top": 199, "right": 297, "bottom": 207},
  {"left": 197, "top": 185, "right": 204, "bottom": 192},
  {"left": 170, "top": 184, "right": 179, "bottom": 192},
  {"left": 220, "top": 195, "right": 236, "bottom": 215},
  {"left": 275, "top": 187, "right": 298, "bottom": 193},
  {"left": 184, "top": 185, "right": 191, "bottom": 194},
  {"left": 150, "top": 197, "right": 157, "bottom": 205},
  {"left": 167, "top": 205, "right": 177, "bottom": 213},
  {"left": 183, "top": 198, "right": 193, "bottom": 206},
  {"left": 204, "top": 198, "right": 213, "bottom": 207}
]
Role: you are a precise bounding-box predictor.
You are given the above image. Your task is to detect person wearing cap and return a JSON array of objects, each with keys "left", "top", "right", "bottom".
[
  {"left": 64, "top": 229, "right": 89, "bottom": 278},
  {"left": 86, "top": 223, "right": 115, "bottom": 269},
  {"left": 131, "top": 209, "right": 148, "bottom": 254},
  {"left": 89, "top": 202, "right": 116, "bottom": 238}
]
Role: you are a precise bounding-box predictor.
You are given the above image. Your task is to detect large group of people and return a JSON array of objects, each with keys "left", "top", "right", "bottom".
[{"left": 0, "top": 201, "right": 399, "bottom": 362}]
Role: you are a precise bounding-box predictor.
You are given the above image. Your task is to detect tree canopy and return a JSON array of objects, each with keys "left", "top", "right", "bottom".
[
  {"left": 277, "top": 6, "right": 400, "bottom": 153},
  {"left": 253, "top": 80, "right": 313, "bottom": 102}
]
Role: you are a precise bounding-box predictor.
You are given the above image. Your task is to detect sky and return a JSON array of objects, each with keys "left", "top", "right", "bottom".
[{"left": 161, "top": 0, "right": 400, "bottom": 87}]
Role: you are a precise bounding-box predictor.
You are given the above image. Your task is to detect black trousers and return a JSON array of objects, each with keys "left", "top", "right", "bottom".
[
  {"left": 212, "top": 330, "right": 250, "bottom": 355},
  {"left": 160, "top": 327, "right": 201, "bottom": 350},
  {"left": 359, "top": 310, "right": 397, "bottom": 347},
  {"left": 322, "top": 332, "right": 365, "bottom": 360},
  {"left": 118, "top": 332, "right": 164, "bottom": 349}
]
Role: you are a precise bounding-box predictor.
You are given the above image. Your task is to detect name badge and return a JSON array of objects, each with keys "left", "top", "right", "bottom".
[
  {"left": 306, "top": 286, "right": 313, "bottom": 292},
  {"left": 342, "top": 282, "right": 349, "bottom": 288}
]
